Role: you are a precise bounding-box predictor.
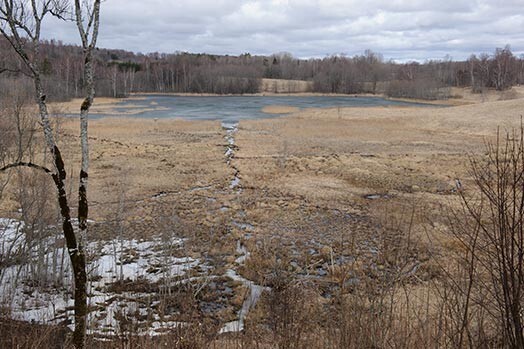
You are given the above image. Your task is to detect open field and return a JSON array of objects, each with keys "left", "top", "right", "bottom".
[
  {"left": 1, "top": 88, "right": 524, "bottom": 346},
  {"left": 44, "top": 88, "right": 524, "bottom": 227}
]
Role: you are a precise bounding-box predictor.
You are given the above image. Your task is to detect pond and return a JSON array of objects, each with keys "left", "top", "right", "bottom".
[{"left": 97, "top": 94, "right": 439, "bottom": 122}]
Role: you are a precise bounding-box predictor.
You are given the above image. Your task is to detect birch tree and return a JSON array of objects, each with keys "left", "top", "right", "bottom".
[{"left": 0, "top": 1, "right": 101, "bottom": 348}]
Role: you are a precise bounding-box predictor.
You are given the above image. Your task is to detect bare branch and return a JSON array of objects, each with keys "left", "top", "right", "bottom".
[
  {"left": 0, "top": 65, "right": 23, "bottom": 75},
  {"left": 0, "top": 161, "right": 53, "bottom": 174},
  {"left": 49, "top": 0, "right": 69, "bottom": 20},
  {"left": 74, "top": 0, "right": 100, "bottom": 49}
]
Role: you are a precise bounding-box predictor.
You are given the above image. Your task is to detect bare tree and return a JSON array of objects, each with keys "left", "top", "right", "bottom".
[
  {"left": 492, "top": 45, "right": 516, "bottom": 91},
  {"left": 0, "top": 1, "right": 100, "bottom": 348},
  {"left": 447, "top": 126, "right": 524, "bottom": 348}
]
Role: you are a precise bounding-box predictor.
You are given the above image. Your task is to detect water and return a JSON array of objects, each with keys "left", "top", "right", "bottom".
[{"left": 96, "top": 95, "right": 438, "bottom": 122}]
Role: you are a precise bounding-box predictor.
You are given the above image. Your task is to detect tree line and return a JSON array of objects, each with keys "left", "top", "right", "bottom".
[{"left": 1, "top": 37, "right": 523, "bottom": 100}]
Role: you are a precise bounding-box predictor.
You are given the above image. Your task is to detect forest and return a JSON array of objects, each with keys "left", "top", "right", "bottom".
[{"left": 1, "top": 37, "right": 523, "bottom": 100}]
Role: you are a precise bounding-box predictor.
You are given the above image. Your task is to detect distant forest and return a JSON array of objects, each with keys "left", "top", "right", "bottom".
[{"left": 1, "top": 37, "right": 523, "bottom": 101}]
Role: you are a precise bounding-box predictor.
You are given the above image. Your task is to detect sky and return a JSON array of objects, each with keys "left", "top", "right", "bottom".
[{"left": 41, "top": 0, "right": 524, "bottom": 62}]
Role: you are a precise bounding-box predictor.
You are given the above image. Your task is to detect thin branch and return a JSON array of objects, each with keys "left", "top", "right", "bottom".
[
  {"left": 0, "top": 161, "right": 52, "bottom": 174},
  {"left": 0, "top": 65, "right": 26, "bottom": 76}
]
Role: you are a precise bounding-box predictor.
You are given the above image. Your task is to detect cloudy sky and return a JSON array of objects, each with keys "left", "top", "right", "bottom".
[{"left": 42, "top": 0, "right": 524, "bottom": 61}]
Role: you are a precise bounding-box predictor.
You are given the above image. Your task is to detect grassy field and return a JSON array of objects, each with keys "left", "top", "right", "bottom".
[
  {"left": 1, "top": 87, "right": 524, "bottom": 347},
  {"left": 45, "top": 87, "right": 524, "bottom": 239}
]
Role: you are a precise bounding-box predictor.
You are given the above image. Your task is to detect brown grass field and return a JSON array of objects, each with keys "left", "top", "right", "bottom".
[
  {"left": 2, "top": 86, "right": 524, "bottom": 347},
  {"left": 40, "top": 87, "right": 524, "bottom": 234}
]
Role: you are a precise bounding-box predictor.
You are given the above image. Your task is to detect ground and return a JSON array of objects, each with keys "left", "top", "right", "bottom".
[
  {"left": 1, "top": 86, "right": 524, "bottom": 344},
  {"left": 50, "top": 87, "right": 524, "bottom": 239},
  {"left": 50, "top": 87, "right": 524, "bottom": 287}
]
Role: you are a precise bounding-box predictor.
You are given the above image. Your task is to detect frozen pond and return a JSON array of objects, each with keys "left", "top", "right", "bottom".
[{"left": 93, "top": 94, "right": 439, "bottom": 123}]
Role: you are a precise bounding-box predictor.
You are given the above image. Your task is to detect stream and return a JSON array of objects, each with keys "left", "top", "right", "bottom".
[{"left": 219, "top": 121, "right": 268, "bottom": 334}]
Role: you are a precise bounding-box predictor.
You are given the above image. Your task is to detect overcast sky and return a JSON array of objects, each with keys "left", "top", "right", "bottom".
[{"left": 42, "top": 0, "right": 524, "bottom": 62}]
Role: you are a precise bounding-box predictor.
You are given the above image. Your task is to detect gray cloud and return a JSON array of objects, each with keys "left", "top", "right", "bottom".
[{"left": 40, "top": 0, "right": 524, "bottom": 61}]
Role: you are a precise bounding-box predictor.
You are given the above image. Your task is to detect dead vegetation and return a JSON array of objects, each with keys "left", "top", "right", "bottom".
[{"left": 1, "top": 92, "right": 524, "bottom": 347}]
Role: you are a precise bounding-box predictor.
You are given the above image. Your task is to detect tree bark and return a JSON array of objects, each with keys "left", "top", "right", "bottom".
[
  {"left": 73, "top": 1, "right": 101, "bottom": 347},
  {"left": 1, "top": 2, "right": 101, "bottom": 348}
]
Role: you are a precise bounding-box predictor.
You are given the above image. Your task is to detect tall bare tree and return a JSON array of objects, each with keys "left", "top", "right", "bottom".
[
  {"left": 0, "top": 1, "right": 100, "bottom": 348},
  {"left": 492, "top": 45, "right": 516, "bottom": 91}
]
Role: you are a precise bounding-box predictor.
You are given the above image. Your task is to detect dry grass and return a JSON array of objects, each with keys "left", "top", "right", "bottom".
[
  {"left": 49, "top": 117, "right": 229, "bottom": 222},
  {"left": 0, "top": 318, "right": 70, "bottom": 349},
  {"left": 261, "top": 105, "right": 301, "bottom": 114},
  {"left": 234, "top": 94, "right": 523, "bottom": 231},
  {"left": 261, "top": 78, "right": 313, "bottom": 93},
  {"left": 2, "top": 89, "right": 524, "bottom": 347}
]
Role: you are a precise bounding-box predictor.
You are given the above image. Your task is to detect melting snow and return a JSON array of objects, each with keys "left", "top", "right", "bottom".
[
  {"left": 219, "top": 269, "right": 268, "bottom": 334},
  {"left": 0, "top": 219, "right": 204, "bottom": 337}
]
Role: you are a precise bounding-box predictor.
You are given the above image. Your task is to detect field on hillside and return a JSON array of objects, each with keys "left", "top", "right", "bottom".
[{"left": 1, "top": 88, "right": 524, "bottom": 347}]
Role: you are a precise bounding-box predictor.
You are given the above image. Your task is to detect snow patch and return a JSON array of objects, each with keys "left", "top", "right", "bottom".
[{"left": 0, "top": 219, "right": 204, "bottom": 337}]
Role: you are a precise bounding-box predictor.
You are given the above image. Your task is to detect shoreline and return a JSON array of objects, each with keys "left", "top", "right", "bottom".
[
  {"left": 53, "top": 85, "right": 524, "bottom": 120},
  {"left": 51, "top": 92, "right": 450, "bottom": 119},
  {"left": 129, "top": 91, "right": 456, "bottom": 105}
]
